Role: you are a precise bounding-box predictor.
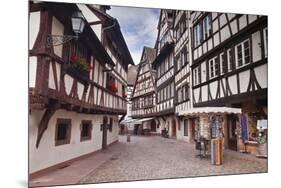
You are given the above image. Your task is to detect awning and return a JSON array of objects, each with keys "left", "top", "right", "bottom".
[
  {"left": 178, "top": 107, "right": 242, "bottom": 116},
  {"left": 138, "top": 117, "right": 154, "bottom": 122},
  {"left": 120, "top": 118, "right": 141, "bottom": 124}
]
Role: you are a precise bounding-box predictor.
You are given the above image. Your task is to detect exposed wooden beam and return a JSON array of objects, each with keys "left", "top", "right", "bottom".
[{"left": 36, "top": 100, "right": 60, "bottom": 148}]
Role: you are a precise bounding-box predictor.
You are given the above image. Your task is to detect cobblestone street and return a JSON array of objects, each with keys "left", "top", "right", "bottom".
[{"left": 79, "top": 135, "right": 267, "bottom": 184}]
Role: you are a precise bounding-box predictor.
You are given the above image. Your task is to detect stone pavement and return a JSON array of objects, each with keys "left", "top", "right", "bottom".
[{"left": 29, "top": 135, "right": 267, "bottom": 187}]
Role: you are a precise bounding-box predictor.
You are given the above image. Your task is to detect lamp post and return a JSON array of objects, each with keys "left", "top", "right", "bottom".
[{"left": 46, "top": 9, "right": 86, "bottom": 47}]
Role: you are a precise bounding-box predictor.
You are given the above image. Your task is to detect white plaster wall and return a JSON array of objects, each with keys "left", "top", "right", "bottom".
[
  {"left": 230, "top": 19, "right": 238, "bottom": 35},
  {"left": 212, "top": 19, "right": 219, "bottom": 33},
  {"left": 220, "top": 78, "right": 226, "bottom": 98},
  {"left": 213, "top": 33, "right": 220, "bottom": 47},
  {"left": 201, "top": 85, "right": 208, "bottom": 102},
  {"left": 29, "top": 56, "right": 37, "bottom": 88},
  {"left": 248, "top": 15, "right": 257, "bottom": 24},
  {"left": 255, "top": 64, "right": 268, "bottom": 89},
  {"left": 209, "top": 81, "right": 218, "bottom": 99},
  {"left": 193, "top": 88, "right": 200, "bottom": 103},
  {"left": 228, "top": 75, "right": 238, "bottom": 94},
  {"left": 51, "top": 17, "right": 64, "bottom": 58},
  {"left": 29, "top": 11, "right": 40, "bottom": 50},
  {"left": 207, "top": 38, "right": 213, "bottom": 51},
  {"left": 48, "top": 64, "right": 56, "bottom": 90},
  {"left": 55, "top": 63, "right": 61, "bottom": 89},
  {"left": 252, "top": 31, "right": 262, "bottom": 62},
  {"left": 239, "top": 70, "right": 250, "bottom": 93},
  {"left": 29, "top": 109, "right": 119, "bottom": 173},
  {"left": 176, "top": 118, "right": 193, "bottom": 142},
  {"left": 64, "top": 74, "right": 74, "bottom": 95},
  {"left": 219, "top": 14, "right": 227, "bottom": 28},
  {"left": 77, "top": 82, "right": 84, "bottom": 100},
  {"left": 220, "top": 26, "right": 230, "bottom": 42},
  {"left": 239, "top": 15, "right": 247, "bottom": 30}
]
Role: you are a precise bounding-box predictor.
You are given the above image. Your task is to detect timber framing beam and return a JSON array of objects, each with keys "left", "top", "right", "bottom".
[{"left": 36, "top": 100, "right": 60, "bottom": 148}]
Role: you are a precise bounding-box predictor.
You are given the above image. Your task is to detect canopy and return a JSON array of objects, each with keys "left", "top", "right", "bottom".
[
  {"left": 178, "top": 107, "right": 242, "bottom": 116},
  {"left": 120, "top": 117, "right": 154, "bottom": 125}
]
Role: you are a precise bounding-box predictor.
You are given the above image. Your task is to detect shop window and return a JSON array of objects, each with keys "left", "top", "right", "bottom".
[
  {"left": 80, "top": 120, "right": 92, "bottom": 141},
  {"left": 184, "top": 119, "right": 189, "bottom": 136},
  {"left": 55, "top": 119, "right": 71, "bottom": 146}
]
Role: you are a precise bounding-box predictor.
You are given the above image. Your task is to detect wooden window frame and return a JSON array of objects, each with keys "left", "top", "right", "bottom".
[
  {"left": 55, "top": 118, "right": 72, "bottom": 146},
  {"left": 227, "top": 48, "right": 232, "bottom": 72},
  {"left": 235, "top": 39, "right": 251, "bottom": 69},
  {"left": 80, "top": 120, "right": 93, "bottom": 142},
  {"left": 208, "top": 56, "right": 219, "bottom": 79}
]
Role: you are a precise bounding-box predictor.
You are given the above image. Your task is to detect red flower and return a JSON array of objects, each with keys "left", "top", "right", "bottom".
[{"left": 70, "top": 53, "right": 77, "bottom": 62}]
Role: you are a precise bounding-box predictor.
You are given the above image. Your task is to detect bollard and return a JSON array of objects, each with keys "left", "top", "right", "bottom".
[{"left": 127, "top": 134, "right": 131, "bottom": 142}]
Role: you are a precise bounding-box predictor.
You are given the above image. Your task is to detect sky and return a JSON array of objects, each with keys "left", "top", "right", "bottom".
[{"left": 108, "top": 6, "right": 160, "bottom": 65}]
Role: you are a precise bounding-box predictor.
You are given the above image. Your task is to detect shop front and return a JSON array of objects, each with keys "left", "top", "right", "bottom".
[{"left": 179, "top": 107, "right": 242, "bottom": 165}]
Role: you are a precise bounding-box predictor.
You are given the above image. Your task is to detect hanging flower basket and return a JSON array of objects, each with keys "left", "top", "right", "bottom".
[
  {"left": 107, "top": 80, "right": 118, "bottom": 93},
  {"left": 65, "top": 54, "right": 90, "bottom": 83}
]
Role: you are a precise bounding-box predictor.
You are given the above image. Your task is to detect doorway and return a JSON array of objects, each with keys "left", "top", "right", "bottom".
[
  {"left": 102, "top": 116, "right": 108, "bottom": 150},
  {"left": 227, "top": 114, "right": 237, "bottom": 151},
  {"left": 151, "top": 120, "right": 156, "bottom": 132}
]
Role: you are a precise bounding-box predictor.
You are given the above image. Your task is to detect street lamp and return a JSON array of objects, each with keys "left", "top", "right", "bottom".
[{"left": 47, "top": 9, "right": 86, "bottom": 47}]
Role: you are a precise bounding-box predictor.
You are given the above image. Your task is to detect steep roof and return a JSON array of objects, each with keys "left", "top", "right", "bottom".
[{"left": 141, "top": 46, "right": 156, "bottom": 63}]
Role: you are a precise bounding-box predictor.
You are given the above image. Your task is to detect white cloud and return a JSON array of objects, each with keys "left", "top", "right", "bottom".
[{"left": 108, "top": 6, "right": 160, "bottom": 64}]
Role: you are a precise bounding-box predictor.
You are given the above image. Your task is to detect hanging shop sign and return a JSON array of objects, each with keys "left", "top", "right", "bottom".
[{"left": 240, "top": 114, "right": 249, "bottom": 141}]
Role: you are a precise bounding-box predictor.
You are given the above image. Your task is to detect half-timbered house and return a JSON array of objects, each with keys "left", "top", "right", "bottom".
[
  {"left": 131, "top": 47, "right": 158, "bottom": 134},
  {"left": 180, "top": 11, "right": 268, "bottom": 154},
  {"left": 152, "top": 10, "right": 178, "bottom": 137},
  {"left": 29, "top": 1, "right": 133, "bottom": 176},
  {"left": 173, "top": 10, "right": 194, "bottom": 142}
]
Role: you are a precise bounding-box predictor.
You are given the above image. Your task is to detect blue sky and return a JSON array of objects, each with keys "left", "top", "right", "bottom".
[{"left": 108, "top": 6, "right": 160, "bottom": 64}]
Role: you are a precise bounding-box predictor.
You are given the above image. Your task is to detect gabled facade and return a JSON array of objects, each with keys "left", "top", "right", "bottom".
[
  {"left": 29, "top": 1, "right": 133, "bottom": 176},
  {"left": 188, "top": 12, "right": 268, "bottom": 153},
  {"left": 131, "top": 47, "right": 157, "bottom": 118},
  {"left": 152, "top": 10, "right": 177, "bottom": 137}
]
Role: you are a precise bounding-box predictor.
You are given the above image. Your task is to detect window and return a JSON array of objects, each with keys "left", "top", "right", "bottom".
[
  {"left": 263, "top": 28, "right": 268, "bottom": 58},
  {"left": 194, "top": 24, "right": 202, "bottom": 47},
  {"left": 184, "top": 119, "right": 188, "bottom": 136},
  {"left": 220, "top": 52, "right": 226, "bottom": 75},
  {"left": 193, "top": 66, "right": 201, "bottom": 85},
  {"left": 235, "top": 39, "right": 251, "bottom": 68},
  {"left": 55, "top": 119, "right": 71, "bottom": 146},
  {"left": 208, "top": 56, "right": 219, "bottom": 79},
  {"left": 227, "top": 48, "right": 232, "bottom": 72},
  {"left": 203, "top": 14, "right": 212, "bottom": 40},
  {"left": 80, "top": 120, "right": 92, "bottom": 141}
]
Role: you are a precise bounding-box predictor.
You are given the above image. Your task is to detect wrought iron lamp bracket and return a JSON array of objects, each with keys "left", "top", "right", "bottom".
[{"left": 46, "top": 34, "right": 78, "bottom": 47}]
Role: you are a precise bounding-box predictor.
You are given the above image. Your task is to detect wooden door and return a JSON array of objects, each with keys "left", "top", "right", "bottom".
[
  {"left": 228, "top": 115, "right": 237, "bottom": 151},
  {"left": 102, "top": 116, "right": 108, "bottom": 150}
]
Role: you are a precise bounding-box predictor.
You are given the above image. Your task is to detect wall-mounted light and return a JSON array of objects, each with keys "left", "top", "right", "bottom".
[{"left": 46, "top": 10, "right": 86, "bottom": 47}]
